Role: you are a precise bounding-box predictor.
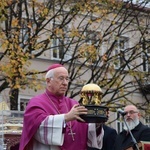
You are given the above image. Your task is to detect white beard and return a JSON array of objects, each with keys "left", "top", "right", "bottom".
[{"left": 123, "top": 118, "right": 139, "bottom": 131}]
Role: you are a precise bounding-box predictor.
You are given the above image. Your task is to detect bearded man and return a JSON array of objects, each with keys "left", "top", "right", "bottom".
[{"left": 113, "top": 105, "right": 150, "bottom": 150}]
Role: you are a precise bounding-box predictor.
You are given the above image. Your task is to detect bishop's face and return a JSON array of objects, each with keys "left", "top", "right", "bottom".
[{"left": 47, "top": 67, "right": 69, "bottom": 96}]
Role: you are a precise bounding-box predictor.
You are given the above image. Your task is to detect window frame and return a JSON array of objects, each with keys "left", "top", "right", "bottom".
[
  {"left": 51, "top": 22, "right": 72, "bottom": 61},
  {"left": 83, "top": 30, "right": 100, "bottom": 64},
  {"left": 18, "top": 95, "right": 31, "bottom": 111},
  {"left": 145, "top": 116, "right": 150, "bottom": 127},
  {"left": 113, "top": 36, "right": 129, "bottom": 69},
  {"left": 142, "top": 50, "right": 150, "bottom": 72}
]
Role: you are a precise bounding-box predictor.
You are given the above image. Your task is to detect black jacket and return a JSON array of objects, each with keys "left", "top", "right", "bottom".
[
  {"left": 113, "top": 122, "right": 150, "bottom": 150},
  {"left": 101, "top": 125, "right": 117, "bottom": 150}
]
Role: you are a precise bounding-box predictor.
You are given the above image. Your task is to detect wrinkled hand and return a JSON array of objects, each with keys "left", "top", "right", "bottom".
[{"left": 64, "top": 104, "right": 88, "bottom": 122}]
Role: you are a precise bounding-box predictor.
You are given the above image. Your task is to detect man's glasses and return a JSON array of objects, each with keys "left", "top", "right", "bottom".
[
  {"left": 125, "top": 110, "right": 138, "bottom": 115},
  {"left": 54, "top": 76, "right": 70, "bottom": 82}
]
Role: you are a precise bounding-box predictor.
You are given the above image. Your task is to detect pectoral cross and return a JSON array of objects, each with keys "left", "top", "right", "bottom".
[{"left": 68, "top": 129, "right": 76, "bottom": 141}]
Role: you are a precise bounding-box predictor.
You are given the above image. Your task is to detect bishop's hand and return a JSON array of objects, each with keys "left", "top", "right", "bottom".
[{"left": 64, "top": 104, "right": 88, "bottom": 122}]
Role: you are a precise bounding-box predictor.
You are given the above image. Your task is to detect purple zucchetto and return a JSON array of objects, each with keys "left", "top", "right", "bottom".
[{"left": 47, "top": 64, "right": 64, "bottom": 71}]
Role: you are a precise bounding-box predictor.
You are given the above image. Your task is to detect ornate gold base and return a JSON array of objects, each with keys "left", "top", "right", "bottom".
[{"left": 79, "top": 105, "right": 109, "bottom": 123}]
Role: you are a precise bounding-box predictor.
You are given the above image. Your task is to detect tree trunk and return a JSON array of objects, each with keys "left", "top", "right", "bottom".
[{"left": 9, "top": 88, "right": 19, "bottom": 110}]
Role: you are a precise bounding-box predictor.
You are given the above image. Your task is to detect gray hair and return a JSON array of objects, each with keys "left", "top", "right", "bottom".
[{"left": 45, "top": 69, "right": 54, "bottom": 79}]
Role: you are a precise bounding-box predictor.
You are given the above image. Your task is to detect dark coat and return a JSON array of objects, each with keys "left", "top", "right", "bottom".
[
  {"left": 113, "top": 122, "right": 150, "bottom": 150},
  {"left": 101, "top": 125, "right": 117, "bottom": 150},
  {"left": 87, "top": 125, "right": 117, "bottom": 150}
]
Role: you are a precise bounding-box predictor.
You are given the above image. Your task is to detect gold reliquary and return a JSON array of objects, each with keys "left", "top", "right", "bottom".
[{"left": 80, "top": 83, "right": 109, "bottom": 123}]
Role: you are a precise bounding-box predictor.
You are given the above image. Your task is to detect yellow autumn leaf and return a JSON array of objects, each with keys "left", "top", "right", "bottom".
[{"left": 12, "top": 18, "right": 19, "bottom": 27}]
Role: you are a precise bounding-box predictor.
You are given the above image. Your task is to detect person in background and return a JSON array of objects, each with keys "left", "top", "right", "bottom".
[
  {"left": 19, "top": 64, "right": 104, "bottom": 150},
  {"left": 101, "top": 124, "right": 117, "bottom": 150},
  {"left": 113, "top": 104, "right": 150, "bottom": 150},
  {"left": 87, "top": 123, "right": 117, "bottom": 150},
  {"left": 87, "top": 104, "right": 117, "bottom": 150}
]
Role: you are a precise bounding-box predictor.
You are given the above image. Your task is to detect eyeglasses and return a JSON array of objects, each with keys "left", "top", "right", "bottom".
[
  {"left": 125, "top": 110, "right": 138, "bottom": 115},
  {"left": 53, "top": 76, "right": 70, "bottom": 82}
]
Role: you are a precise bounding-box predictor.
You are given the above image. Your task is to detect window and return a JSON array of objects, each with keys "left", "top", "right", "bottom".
[
  {"left": 51, "top": 23, "right": 71, "bottom": 60},
  {"left": 52, "top": 38, "right": 64, "bottom": 59},
  {"left": 84, "top": 30, "right": 98, "bottom": 46},
  {"left": 145, "top": 116, "right": 150, "bottom": 127},
  {"left": 19, "top": 18, "right": 34, "bottom": 49},
  {"left": 0, "top": 95, "right": 2, "bottom": 102},
  {"left": 142, "top": 49, "right": 150, "bottom": 72},
  {"left": 114, "top": 37, "right": 129, "bottom": 69},
  {"left": 18, "top": 96, "right": 30, "bottom": 111},
  {"left": 20, "top": 26, "right": 29, "bottom": 45},
  {"left": 83, "top": 31, "right": 100, "bottom": 64}
]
